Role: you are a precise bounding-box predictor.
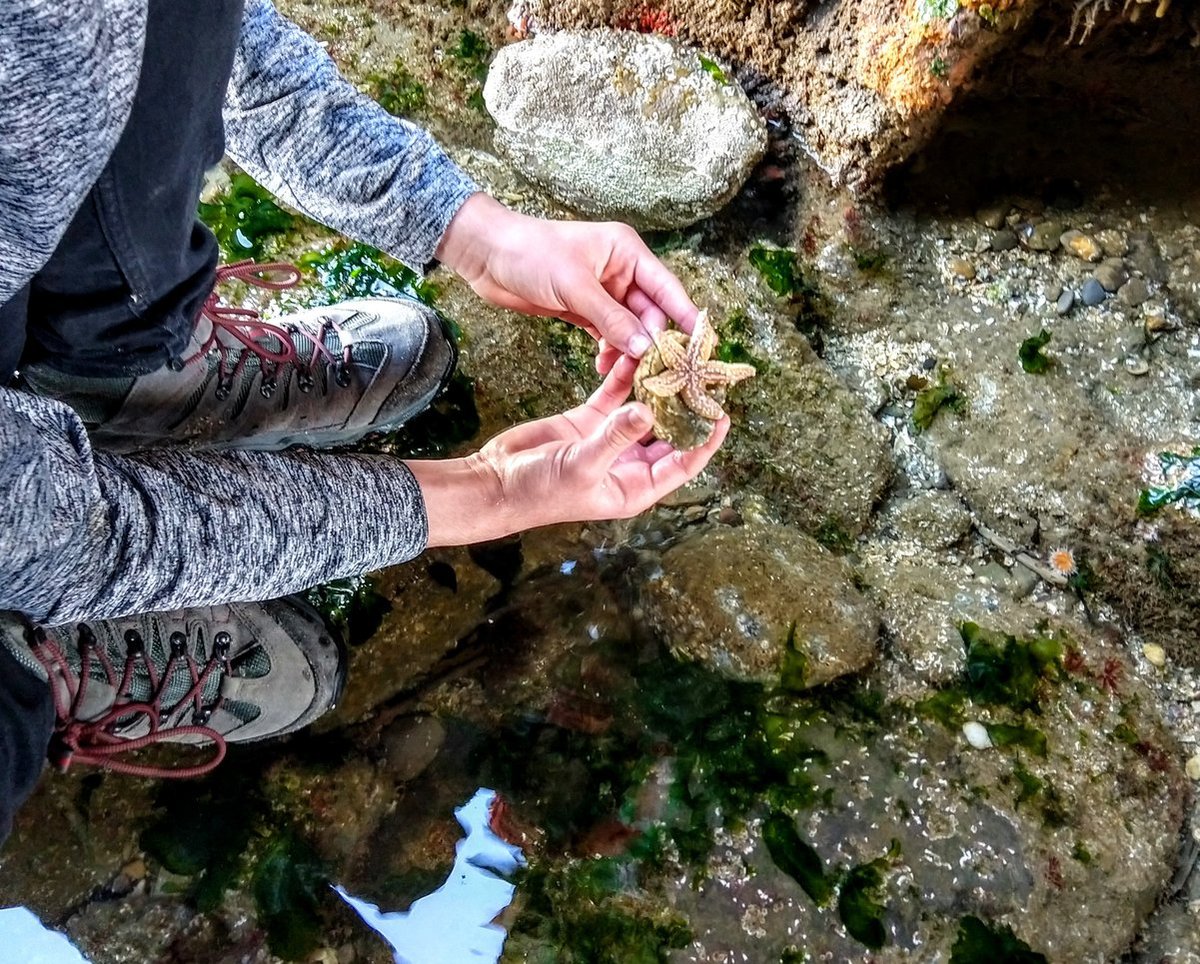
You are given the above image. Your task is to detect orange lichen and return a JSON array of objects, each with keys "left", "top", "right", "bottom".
[{"left": 615, "top": 3, "right": 677, "bottom": 36}]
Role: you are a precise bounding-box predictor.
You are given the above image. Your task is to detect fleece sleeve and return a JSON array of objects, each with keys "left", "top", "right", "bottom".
[
  {"left": 0, "top": 387, "right": 429, "bottom": 626},
  {"left": 223, "top": 0, "right": 480, "bottom": 271}
]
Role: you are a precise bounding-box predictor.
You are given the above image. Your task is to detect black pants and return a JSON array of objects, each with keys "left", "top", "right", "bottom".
[{"left": 0, "top": 0, "right": 245, "bottom": 847}]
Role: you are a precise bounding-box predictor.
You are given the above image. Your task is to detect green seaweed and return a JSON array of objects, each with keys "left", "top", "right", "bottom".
[
  {"left": 252, "top": 833, "right": 329, "bottom": 961},
  {"left": 814, "top": 517, "right": 855, "bottom": 552},
  {"left": 1137, "top": 447, "right": 1200, "bottom": 516},
  {"left": 918, "top": 0, "right": 960, "bottom": 21},
  {"left": 960, "top": 622, "right": 1062, "bottom": 712},
  {"left": 368, "top": 61, "right": 427, "bottom": 116},
  {"left": 296, "top": 242, "right": 440, "bottom": 310},
  {"left": 987, "top": 722, "right": 1047, "bottom": 757},
  {"left": 1018, "top": 330, "right": 1053, "bottom": 374},
  {"left": 779, "top": 622, "right": 810, "bottom": 692},
  {"left": 930, "top": 56, "right": 949, "bottom": 79},
  {"left": 913, "top": 378, "right": 966, "bottom": 432},
  {"left": 505, "top": 859, "right": 690, "bottom": 963},
  {"left": 198, "top": 172, "right": 296, "bottom": 261},
  {"left": 950, "top": 915, "right": 1047, "bottom": 963},
  {"left": 546, "top": 318, "right": 596, "bottom": 379},
  {"left": 698, "top": 54, "right": 729, "bottom": 85},
  {"left": 1145, "top": 542, "right": 1182, "bottom": 595},
  {"left": 917, "top": 687, "right": 966, "bottom": 728},
  {"left": 763, "top": 812, "right": 834, "bottom": 906},
  {"left": 451, "top": 29, "right": 491, "bottom": 76},
  {"left": 1072, "top": 841, "right": 1093, "bottom": 865},
  {"left": 749, "top": 245, "right": 805, "bottom": 299},
  {"left": 837, "top": 859, "right": 889, "bottom": 949},
  {"left": 849, "top": 247, "right": 888, "bottom": 274},
  {"left": 1011, "top": 762, "right": 1043, "bottom": 808},
  {"left": 300, "top": 576, "right": 390, "bottom": 647}
]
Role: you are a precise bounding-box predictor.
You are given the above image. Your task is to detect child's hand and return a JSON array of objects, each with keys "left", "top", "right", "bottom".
[
  {"left": 404, "top": 356, "right": 727, "bottom": 546},
  {"left": 436, "top": 194, "right": 700, "bottom": 375}
]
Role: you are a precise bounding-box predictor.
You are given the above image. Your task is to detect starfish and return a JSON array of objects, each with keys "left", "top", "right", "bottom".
[{"left": 638, "top": 310, "right": 756, "bottom": 420}]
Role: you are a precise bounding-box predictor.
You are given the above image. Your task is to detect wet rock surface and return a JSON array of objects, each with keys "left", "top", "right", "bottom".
[
  {"left": 6, "top": 0, "right": 1200, "bottom": 960},
  {"left": 484, "top": 30, "right": 765, "bottom": 228},
  {"left": 639, "top": 524, "right": 879, "bottom": 686}
]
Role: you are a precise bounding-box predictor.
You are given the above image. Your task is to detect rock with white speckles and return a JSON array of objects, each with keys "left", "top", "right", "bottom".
[
  {"left": 483, "top": 30, "right": 766, "bottom": 229},
  {"left": 640, "top": 524, "right": 879, "bottom": 686}
]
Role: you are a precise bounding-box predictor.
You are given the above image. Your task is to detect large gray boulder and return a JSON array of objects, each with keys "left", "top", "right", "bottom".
[{"left": 483, "top": 30, "right": 766, "bottom": 229}]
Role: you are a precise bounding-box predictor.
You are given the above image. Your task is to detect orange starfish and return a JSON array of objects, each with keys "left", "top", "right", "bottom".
[{"left": 638, "top": 310, "right": 756, "bottom": 420}]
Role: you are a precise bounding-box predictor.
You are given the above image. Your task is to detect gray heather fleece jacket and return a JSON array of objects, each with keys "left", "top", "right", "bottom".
[{"left": 0, "top": 0, "right": 480, "bottom": 625}]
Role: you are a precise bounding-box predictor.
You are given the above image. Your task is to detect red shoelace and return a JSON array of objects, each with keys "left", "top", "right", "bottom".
[
  {"left": 186, "top": 259, "right": 355, "bottom": 399},
  {"left": 27, "top": 622, "right": 232, "bottom": 779}
]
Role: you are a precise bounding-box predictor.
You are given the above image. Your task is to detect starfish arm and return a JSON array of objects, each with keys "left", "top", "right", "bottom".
[
  {"left": 681, "top": 385, "right": 727, "bottom": 421},
  {"left": 698, "top": 360, "right": 757, "bottom": 386},
  {"left": 685, "top": 310, "right": 716, "bottom": 368},
  {"left": 654, "top": 329, "right": 690, "bottom": 369},
  {"left": 640, "top": 370, "right": 688, "bottom": 398}
]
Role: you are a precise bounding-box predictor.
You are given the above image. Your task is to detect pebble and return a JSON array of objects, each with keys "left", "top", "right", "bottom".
[
  {"left": 990, "top": 229, "right": 1018, "bottom": 252},
  {"left": 717, "top": 506, "right": 744, "bottom": 526},
  {"left": 1061, "top": 229, "right": 1103, "bottom": 262},
  {"left": 1187, "top": 754, "right": 1200, "bottom": 781},
  {"left": 1021, "top": 221, "right": 1065, "bottom": 252},
  {"left": 1080, "top": 278, "right": 1107, "bottom": 306},
  {"left": 1055, "top": 289, "right": 1075, "bottom": 315},
  {"left": 1120, "top": 277, "right": 1151, "bottom": 306},
  {"left": 1125, "top": 355, "right": 1150, "bottom": 376},
  {"left": 381, "top": 715, "right": 446, "bottom": 781},
  {"left": 1142, "top": 643, "right": 1167, "bottom": 668},
  {"left": 947, "top": 257, "right": 976, "bottom": 281},
  {"left": 1145, "top": 313, "right": 1175, "bottom": 334},
  {"left": 962, "top": 721, "right": 993, "bottom": 749},
  {"left": 681, "top": 505, "right": 708, "bottom": 524},
  {"left": 1094, "top": 258, "right": 1129, "bottom": 293},
  {"left": 1096, "top": 229, "right": 1128, "bottom": 258},
  {"left": 976, "top": 204, "right": 1009, "bottom": 230}
]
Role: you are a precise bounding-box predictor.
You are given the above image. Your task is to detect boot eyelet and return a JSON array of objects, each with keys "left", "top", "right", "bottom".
[
  {"left": 261, "top": 379, "right": 277, "bottom": 399},
  {"left": 169, "top": 632, "right": 188, "bottom": 657},
  {"left": 334, "top": 363, "right": 352, "bottom": 388},
  {"left": 214, "top": 632, "right": 232, "bottom": 657},
  {"left": 124, "top": 630, "right": 145, "bottom": 655}
]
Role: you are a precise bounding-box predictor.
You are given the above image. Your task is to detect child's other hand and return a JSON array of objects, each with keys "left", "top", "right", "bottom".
[
  {"left": 472, "top": 355, "right": 726, "bottom": 533},
  {"left": 436, "top": 194, "right": 701, "bottom": 375}
]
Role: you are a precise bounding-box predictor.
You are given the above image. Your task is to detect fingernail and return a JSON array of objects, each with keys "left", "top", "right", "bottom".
[{"left": 629, "top": 334, "right": 652, "bottom": 356}]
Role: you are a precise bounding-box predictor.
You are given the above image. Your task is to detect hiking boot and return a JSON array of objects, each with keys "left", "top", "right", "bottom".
[
  {"left": 0, "top": 597, "right": 346, "bottom": 778},
  {"left": 23, "top": 260, "right": 456, "bottom": 453}
]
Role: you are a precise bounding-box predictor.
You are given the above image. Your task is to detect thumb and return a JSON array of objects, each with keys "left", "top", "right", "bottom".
[
  {"left": 577, "top": 403, "right": 654, "bottom": 469},
  {"left": 568, "top": 278, "right": 653, "bottom": 358}
]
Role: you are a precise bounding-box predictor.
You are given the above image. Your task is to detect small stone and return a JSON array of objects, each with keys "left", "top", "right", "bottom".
[
  {"left": 989, "top": 229, "right": 1018, "bottom": 252},
  {"left": 1142, "top": 643, "right": 1167, "bottom": 668},
  {"left": 681, "top": 505, "right": 708, "bottom": 524},
  {"left": 1081, "top": 278, "right": 1107, "bottom": 306},
  {"left": 1187, "top": 754, "right": 1200, "bottom": 781},
  {"left": 1055, "top": 289, "right": 1075, "bottom": 315},
  {"left": 717, "top": 506, "right": 743, "bottom": 526},
  {"left": 976, "top": 203, "right": 1009, "bottom": 230},
  {"left": 1125, "top": 355, "right": 1150, "bottom": 377},
  {"left": 1061, "top": 230, "right": 1103, "bottom": 262},
  {"left": 1120, "top": 277, "right": 1151, "bottom": 307},
  {"left": 962, "top": 721, "right": 993, "bottom": 749},
  {"left": 1096, "top": 229, "right": 1128, "bottom": 258},
  {"left": 1145, "top": 313, "right": 1176, "bottom": 334},
  {"left": 1094, "top": 258, "right": 1129, "bottom": 293},
  {"left": 381, "top": 715, "right": 446, "bottom": 782},
  {"left": 947, "top": 257, "right": 976, "bottom": 281},
  {"left": 1020, "top": 221, "right": 1065, "bottom": 252}
]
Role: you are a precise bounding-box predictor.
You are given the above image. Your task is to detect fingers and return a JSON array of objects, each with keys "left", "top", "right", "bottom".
[
  {"left": 625, "top": 287, "right": 670, "bottom": 338},
  {"left": 629, "top": 246, "right": 701, "bottom": 333},
  {"left": 574, "top": 402, "right": 655, "bottom": 469},
  {"left": 595, "top": 338, "right": 622, "bottom": 375},
  {"left": 585, "top": 354, "right": 638, "bottom": 412},
  {"left": 566, "top": 276, "right": 654, "bottom": 359},
  {"left": 646, "top": 417, "right": 729, "bottom": 496}
]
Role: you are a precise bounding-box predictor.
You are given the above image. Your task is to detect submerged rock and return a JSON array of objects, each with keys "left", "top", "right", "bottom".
[
  {"left": 640, "top": 524, "right": 879, "bottom": 686},
  {"left": 483, "top": 30, "right": 766, "bottom": 229}
]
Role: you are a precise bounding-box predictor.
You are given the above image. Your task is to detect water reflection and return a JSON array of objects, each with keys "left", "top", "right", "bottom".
[{"left": 337, "top": 787, "right": 523, "bottom": 963}]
